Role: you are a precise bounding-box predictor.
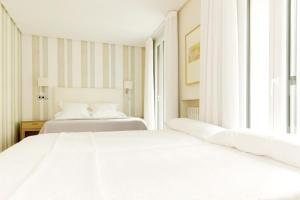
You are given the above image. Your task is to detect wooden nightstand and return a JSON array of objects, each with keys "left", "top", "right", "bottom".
[{"left": 20, "top": 121, "right": 46, "bottom": 140}]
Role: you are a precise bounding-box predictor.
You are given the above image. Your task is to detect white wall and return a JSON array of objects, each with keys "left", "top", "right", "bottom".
[
  {"left": 22, "top": 35, "right": 145, "bottom": 120},
  {"left": 178, "top": 0, "right": 201, "bottom": 116}
]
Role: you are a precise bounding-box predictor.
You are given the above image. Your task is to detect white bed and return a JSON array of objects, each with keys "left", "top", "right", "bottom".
[
  {"left": 41, "top": 88, "right": 147, "bottom": 133},
  {"left": 1, "top": 119, "right": 300, "bottom": 200}
]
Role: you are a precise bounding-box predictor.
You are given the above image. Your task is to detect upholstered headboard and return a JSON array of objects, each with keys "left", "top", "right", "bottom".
[{"left": 53, "top": 87, "right": 123, "bottom": 116}]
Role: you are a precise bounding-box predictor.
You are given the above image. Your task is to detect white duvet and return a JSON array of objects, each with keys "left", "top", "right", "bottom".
[{"left": 1, "top": 130, "right": 300, "bottom": 200}]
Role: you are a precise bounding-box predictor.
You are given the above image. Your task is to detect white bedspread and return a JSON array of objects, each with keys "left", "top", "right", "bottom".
[{"left": 1, "top": 130, "right": 300, "bottom": 200}]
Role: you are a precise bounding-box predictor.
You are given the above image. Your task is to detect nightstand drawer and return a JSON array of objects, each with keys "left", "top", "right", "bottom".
[{"left": 21, "top": 121, "right": 45, "bottom": 129}]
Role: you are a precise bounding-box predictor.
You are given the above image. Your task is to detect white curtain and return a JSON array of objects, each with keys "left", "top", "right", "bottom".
[
  {"left": 269, "top": 0, "right": 288, "bottom": 132},
  {"left": 164, "top": 11, "right": 179, "bottom": 125},
  {"left": 199, "top": 0, "right": 243, "bottom": 129},
  {"left": 0, "top": 5, "right": 22, "bottom": 151},
  {"left": 144, "top": 38, "right": 155, "bottom": 130},
  {"left": 249, "top": 0, "right": 289, "bottom": 132},
  {"left": 237, "top": 0, "right": 248, "bottom": 128}
]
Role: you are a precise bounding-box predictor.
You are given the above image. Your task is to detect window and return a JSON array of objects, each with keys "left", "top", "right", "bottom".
[
  {"left": 248, "top": 0, "right": 290, "bottom": 133},
  {"left": 290, "top": 0, "right": 296, "bottom": 133},
  {"left": 291, "top": 0, "right": 299, "bottom": 134},
  {"left": 250, "top": 0, "right": 271, "bottom": 130}
]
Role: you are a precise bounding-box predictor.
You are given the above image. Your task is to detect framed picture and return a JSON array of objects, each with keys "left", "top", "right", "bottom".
[{"left": 185, "top": 25, "right": 200, "bottom": 84}]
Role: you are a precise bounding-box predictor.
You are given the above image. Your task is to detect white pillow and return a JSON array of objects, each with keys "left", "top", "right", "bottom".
[
  {"left": 267, "top": 134, "right": 300, "bottom": 169},
  {"left": 205, "top": 130, "right": 235, "bottom": 147},
  {"left": 55, "top": 102, "right": 90, "bottom": 120},
  {"left": 207, "top": 129, "right": 272, "bottom": 156},
  {"left": 90, "top": 103, "right": 123, "bottom": 119},
  {"left": 90, "top": 103, "right": 119, "bottom": 112},
  {"left": 207, "top": 129, "right": 300, "bottom": 169},
  {"left": 91, "top": 111, "right": 127, "bottom": 119},
  {"left": 167, "top": 118, "right": 225, "bottom": 139}
]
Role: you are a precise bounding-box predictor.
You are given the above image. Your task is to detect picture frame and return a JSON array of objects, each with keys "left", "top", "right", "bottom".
[{"left": 185, "top": 25, "right": 200, "bottom": 85}]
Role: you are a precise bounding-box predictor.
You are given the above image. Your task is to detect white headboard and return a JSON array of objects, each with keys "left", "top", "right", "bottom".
[{"left": 53, "top": 87, "right": 123, "bottom": 114}]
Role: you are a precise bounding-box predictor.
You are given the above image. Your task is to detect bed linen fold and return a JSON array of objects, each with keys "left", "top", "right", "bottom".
[{"left": 40, "top": 118, "right": 147, "bottom": 134}]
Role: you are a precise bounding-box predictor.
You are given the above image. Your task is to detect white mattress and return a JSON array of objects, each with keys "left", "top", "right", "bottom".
[{"left": 1, "top": 130, "right": 300, "bottom": 200}]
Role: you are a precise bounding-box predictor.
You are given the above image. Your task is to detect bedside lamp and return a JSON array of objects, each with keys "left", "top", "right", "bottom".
[{"left": 124, "top": 81, "right": 133, "bottom": 94}]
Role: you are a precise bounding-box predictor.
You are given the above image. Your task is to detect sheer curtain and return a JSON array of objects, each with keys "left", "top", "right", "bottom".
[
  {"left": 250, "top": 0, "right": 289, "bottom": 132},
  {"left": 164, "top": 11, "right": 179, "bottom": 125},
  {"left": 199, "top": 0, "right": 245, "bottom": 129},
  {"left": 269, "top": 0, "right": 288, "bottom": 133},
  {"left": 144, "top": 38, "right": 155, "bottom": 130}
]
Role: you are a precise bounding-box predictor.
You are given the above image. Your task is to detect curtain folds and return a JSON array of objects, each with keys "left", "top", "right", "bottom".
[
  {"left": 269, "top": 0, "right": 288, "bottom": 132},
  {"left": 0, "top": 4, "right": 22, "bottom": 151},
  {"left": 199, "top": 0, "right": 244, "bottom": 129},
  {"left": 144, "top": 38, "right": 155, "bottom": 130}
]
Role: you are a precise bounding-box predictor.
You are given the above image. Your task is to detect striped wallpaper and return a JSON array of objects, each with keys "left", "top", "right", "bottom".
[
  {"left": 22, "top": 35, "right": 145, "bottom": 121},
  {"left": 0, "top": 5, "right": 22, "bottom": 151}
]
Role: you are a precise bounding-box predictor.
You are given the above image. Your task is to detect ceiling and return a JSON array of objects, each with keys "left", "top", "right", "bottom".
[{"left": 1, "top": 0, "right": 188, "bottom": 46}]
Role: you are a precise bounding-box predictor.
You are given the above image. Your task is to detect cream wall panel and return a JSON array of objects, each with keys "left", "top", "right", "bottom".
[
  {"left": 63, "top": 39, "right": 68, "bottom": 88},
  {"left": 22, "top": 35, "right": 145, "bottom": 120},
  {"left": 66, "top": 39, "right": 72, "bottom": 88},
  {"left": 57, "top": 38, "right": 65, "bottom": 88},
  {"left": 131, "top": 47, "right": 135, "bottom": 116},
  {"left": 48, "top": 38, "right": 58, "bottom": 87},
  {"left": 47, "top": 38, "right": 58, "bottom": 119},
  {"left": 39, "top": 37, "right": 44, "bottom": 120},
  {"left": 94, "top": 43, "right": 103, "bottom": 88},
  {"left": 22, "top": 35, "right": 33, "bottom": 120},
  {"left": 115, "top": 45, "right": 124, "bottom": 89},
  {"left": 72, "top": 40, "right": 82, "bottom": 88},
  {"left": 108, "top": 45, "right": 112, "bottom": 88},
  {"left": 90, "top": 42, "right": 95, "bottom": 88},
  {"left": 42, "top": 37, "right": 49, "bottom": 120},
  {"left": 32, "top": 36, "right": 40, "bottom": 120},
  {"left": 85, "top": 42, "right": 90, "bottom": 88},
  {"left": 127, "top": 47, "right": 132, "bottom": 116},
  {"left": 178, "top": 0, "right": 201, "bottom": 117},
  {"left": 110, "top": 44, "right": 115, "bottom": 88},
  {"left": 123, "top": 47, "right": 129, "bottom": 115},
  {"left": 81, "top": 41, "right": 88, "bottom": 88},
  {"left": 103, "top": 44, "right": 110, "bottom": 88},
  {"left": 87, "top": 42, "right": 91, "bottom": 88}
]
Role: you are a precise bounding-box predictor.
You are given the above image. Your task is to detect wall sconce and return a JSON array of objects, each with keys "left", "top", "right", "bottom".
[
  {"left": 37, "top": 77, "right": 48, "bottom": 100},
  {"left": 38, "top": 77, "right": 48, "bottom": 87},
  {"left": 124, "top": 81, "right": 133, "bottom": 94}
]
